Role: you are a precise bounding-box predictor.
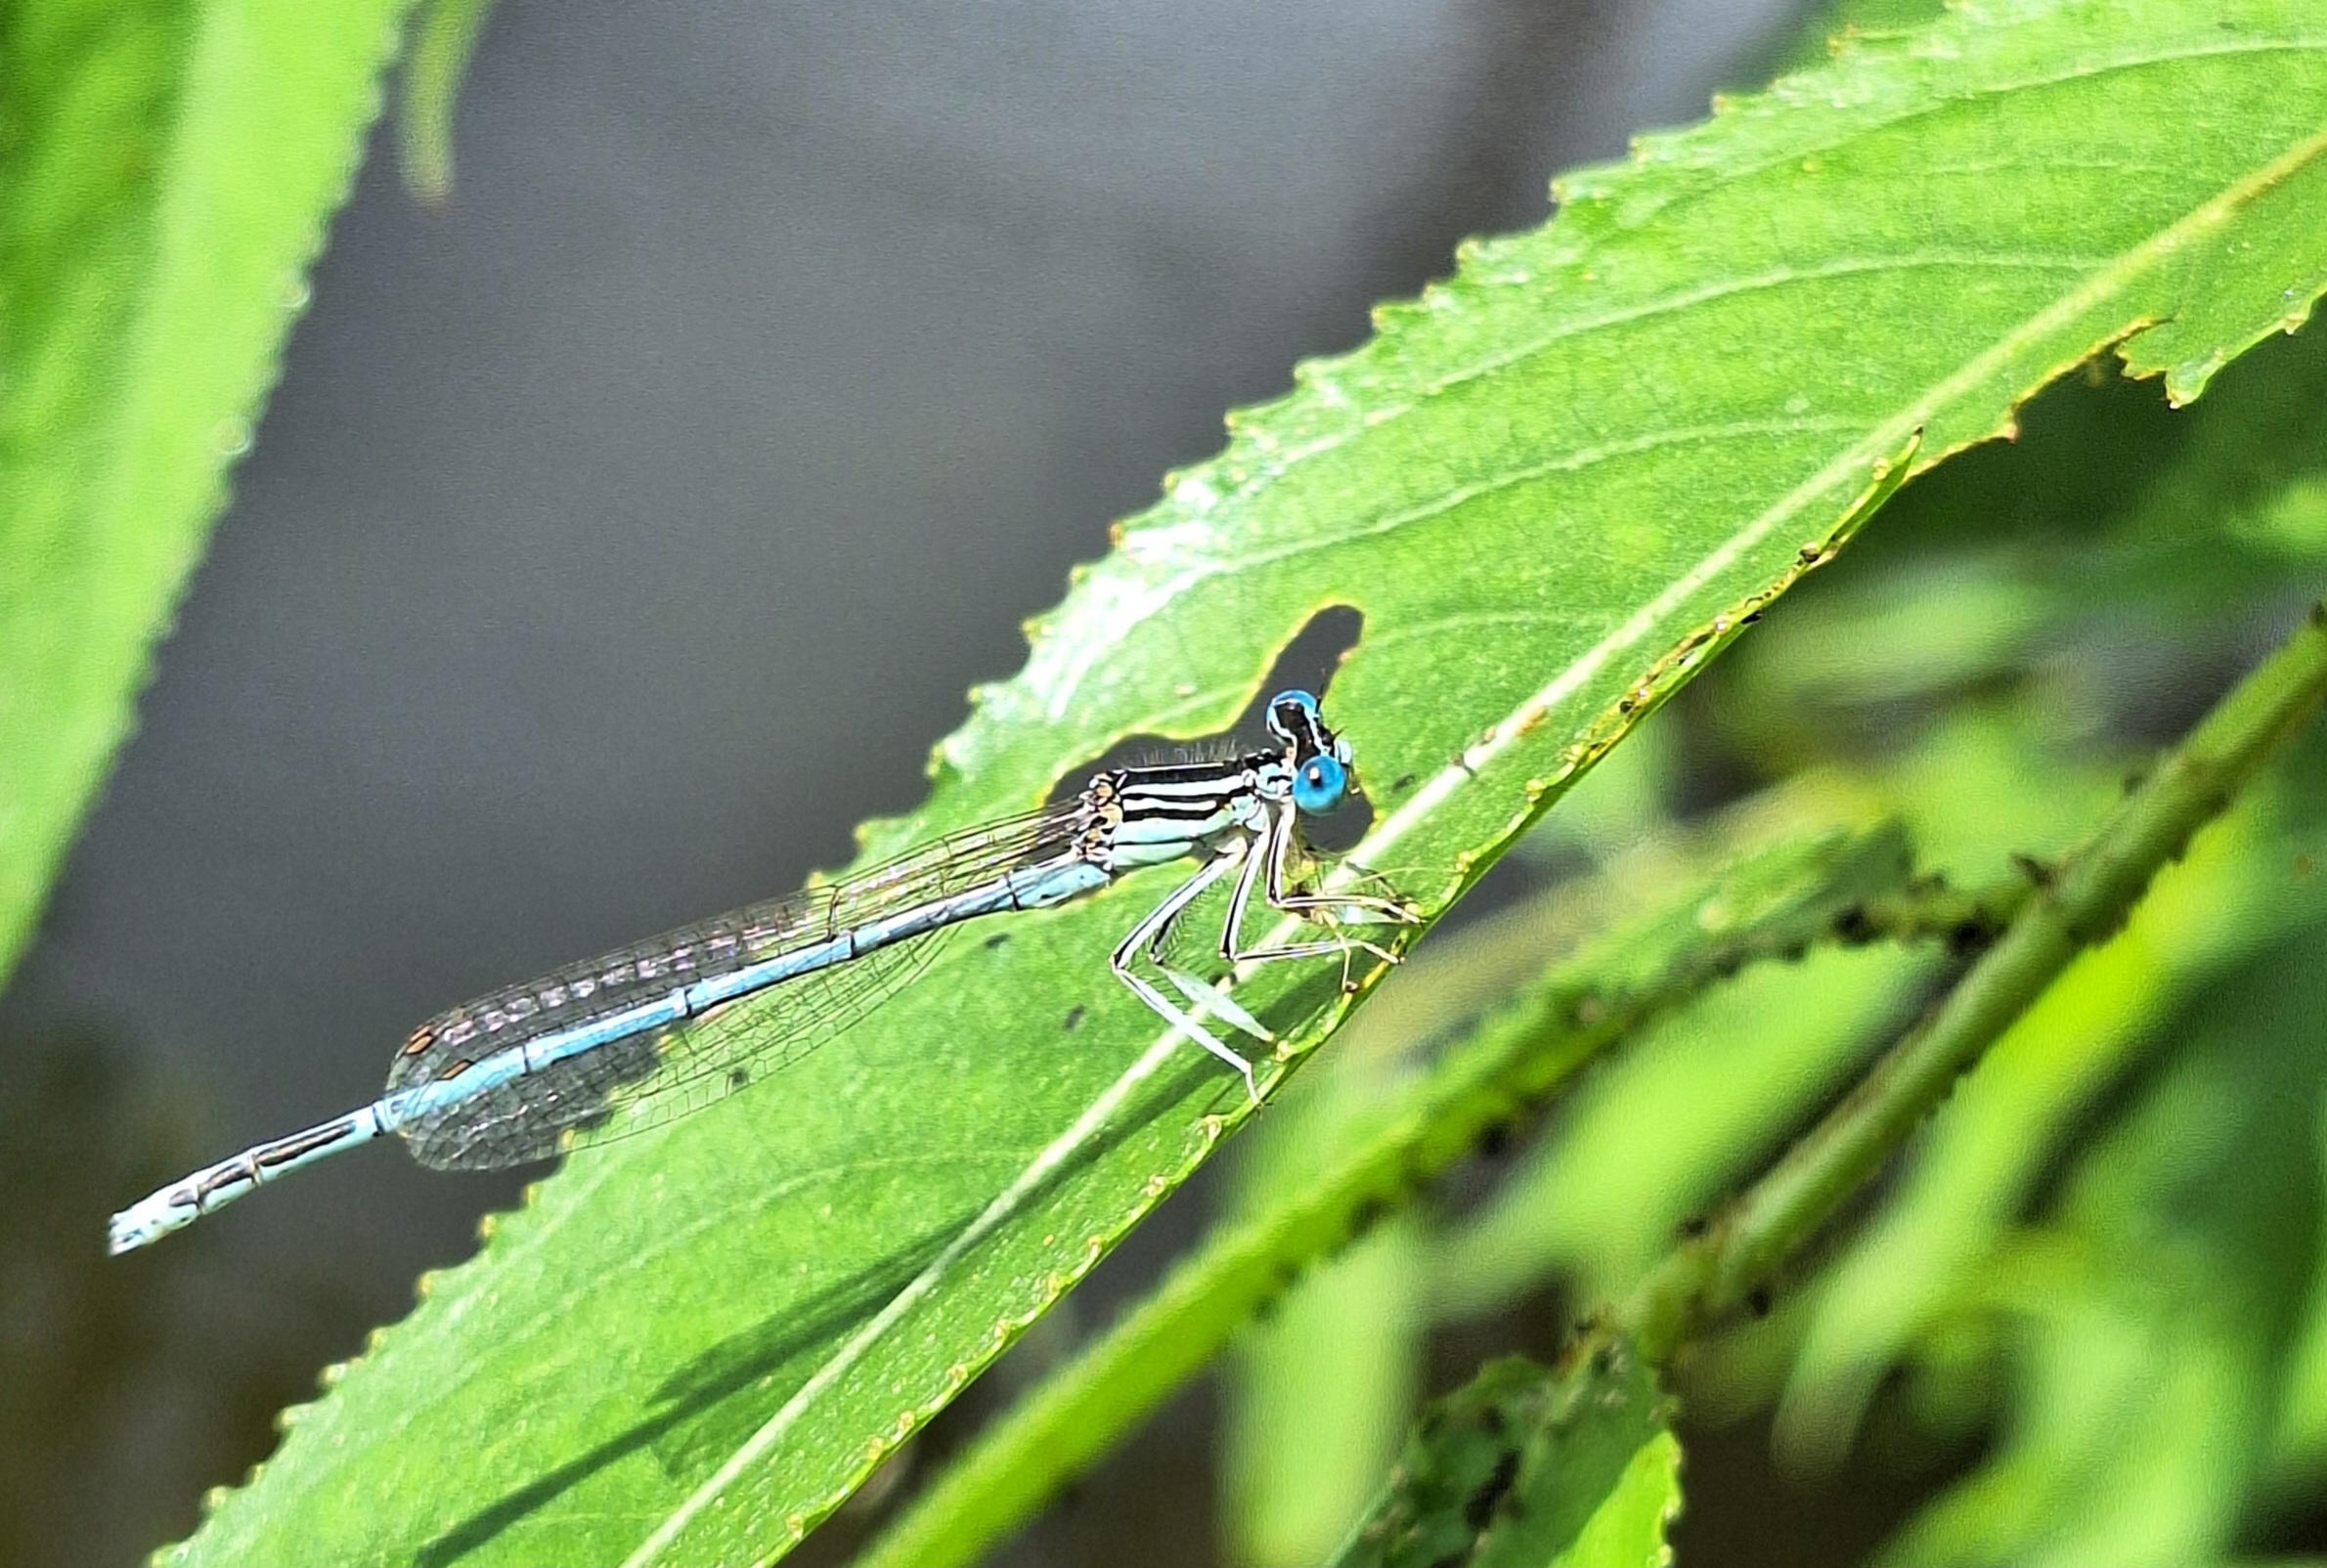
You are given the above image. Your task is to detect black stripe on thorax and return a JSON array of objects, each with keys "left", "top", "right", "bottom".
[
  {"left": 1119, "top": 793, "right": 1240, "bottom": 823},
  {"left": 1110, "top": 754, "right": 1270, "bottom": 791}
]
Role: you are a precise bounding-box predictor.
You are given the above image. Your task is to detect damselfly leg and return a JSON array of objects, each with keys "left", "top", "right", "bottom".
[
  {"left": 1109, "top": 846, "right": 1268, "bottom": 1102},
  {"left": 1221, "top": 802, "right": 1421, "bottom": 972},
  {"left": 1104, "top": 807, "right": 1423, "bottom": 1107}
]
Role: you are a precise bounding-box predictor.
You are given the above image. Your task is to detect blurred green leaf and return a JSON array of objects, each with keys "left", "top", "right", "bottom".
[
  {"left": 1881, "top": 920, "right": 2327, "bottom": 1565},
  {"left": 0, "top": 0, "right": 411, "bottom": 991},
  {"left": 1223, "top": 1215, "right": 1426, "bottom": 1568},
  {"left": 1627, "top": 584, "right": 2327, "bottom": 1372},
  {"left": 171, "top": 5, "right": 2327, "bottom": 1564},
  {"left": 2273, "top": 1091, "right": 2327, "bottom": 1480},
  {"left": 1222, "top": 1039, "right": 1427, "bottom": 1568},
  {"left": 1780, "top": 732, "right": 2327, "bottom": 1469},
  {"left": 397, "top": 0, "right": 495, "bottom": 203},
  {"left": 1331, "top": 1340, "right": 1679, "bottom": 1568},
  {"left": 1224, "top": 1228, "right": 1427, "bottom": 1564},
  {"left": 1431, "top": 940, "right": 1924, "bottom": 1317}
]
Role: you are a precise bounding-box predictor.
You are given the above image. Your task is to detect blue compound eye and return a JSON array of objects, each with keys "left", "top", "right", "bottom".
[{"left": 1293, "top": 752, "right": 1346, "bottom": 814}]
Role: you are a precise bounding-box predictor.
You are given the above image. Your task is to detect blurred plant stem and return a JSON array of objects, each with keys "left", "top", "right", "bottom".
[
  {"left": 396, "top": 0, "right": 494, "bottom": 203},
  {"left": 1626, "top": 596, "right": 2327, "bottom": 1362}
]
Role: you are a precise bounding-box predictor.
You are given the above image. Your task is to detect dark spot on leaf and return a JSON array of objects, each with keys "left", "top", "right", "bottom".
[
  {"left": 1679, "top": 1213, "right": 1709, "bottom": 1240},
  {"left": 1062, "top": 1005, "right": 1085, "bottom": 1033},
  {"left": 728, "top": 1067, "right": 749, "bottom": 1090},
  {"left": 1748, "top": 1285, "right": 1774, "bottom": 1319},
  {"left": 1948, "top": 919, "right": 1997, "bottom": 958},
  {"left": 1474, "top": 1120, "right": 1515, "bottom": 1160},
  {"left": 1465, "top": 1452, "right": 1521, "bottom": 1530},
  {"left": 984, "top": 932, "right": 1011, "bottom": 950},
  {"left": 1391, "top": 772, "right": 1416, "bottom": 792},
  {"left": 1830, "top": 904, "right": 1874, "bottom": 944}
]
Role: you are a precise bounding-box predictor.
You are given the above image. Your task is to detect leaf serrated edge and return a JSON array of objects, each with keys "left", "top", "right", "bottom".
[{"left": 945, "top": 6, "right": 2327, "bottom": 779}]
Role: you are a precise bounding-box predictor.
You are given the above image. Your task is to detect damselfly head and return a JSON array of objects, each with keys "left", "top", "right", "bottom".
[
  {"left": 1266, "top": 689, "right": 1334, "bottom": 757},
  {"left": 1269, "top": 689, "right": 1356, "bottom": 813}
]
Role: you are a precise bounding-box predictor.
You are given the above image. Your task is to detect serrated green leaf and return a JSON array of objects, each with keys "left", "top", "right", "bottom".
[
  {"left": 1331, "top": 1338, "right": 1679, "bottom": 1568},
  {"left": 1553, "top": 1431, "right": 1683, "bottom": 1568},
  {"left": 0, "top": 0, "right": 410, "bottom": 991},
  {"left": 172, "top": 4, "right": 2327, "bottom": 1564},
  {"left": 1771, "top": 2, "right": 1950, "bottom": 83}
]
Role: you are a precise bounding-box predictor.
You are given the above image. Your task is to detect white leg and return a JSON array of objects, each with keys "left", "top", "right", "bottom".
[
  {"left": 1229, "top": 805, "right": 1410, "bottom": 969},
  {"left": 1112, "top": 847, "right": 1260, "bottom": 1103},
  {"left": 1153, "top": 840, "right": 1267, "bottom": 1041},
  {"left": 1219, "top": 822, "right": 1268, "bottom": 962},
  {"left": 1261, "top": 802, "right": 1422, "bottom": 926},
  {"left": 1157, "top": 963, "right": 1273, "bottom": 1041}
]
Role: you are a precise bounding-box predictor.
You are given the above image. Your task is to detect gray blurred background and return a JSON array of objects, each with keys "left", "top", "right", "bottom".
[{"left": 0, "top": 2, "right": 1806, "bottom": 1560}]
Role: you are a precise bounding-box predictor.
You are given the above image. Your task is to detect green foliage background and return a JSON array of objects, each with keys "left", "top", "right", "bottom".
[{"left": 6, "top": 0, "right": 2327, "bottom": 1564}]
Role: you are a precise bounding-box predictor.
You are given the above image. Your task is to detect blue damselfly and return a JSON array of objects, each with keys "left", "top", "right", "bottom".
[{"left": 110, "top": 690, "right": 1415, "bottom": 1251}]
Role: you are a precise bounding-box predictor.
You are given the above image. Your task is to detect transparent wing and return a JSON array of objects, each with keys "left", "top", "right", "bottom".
[
  {"left": 397, "top": 803, "right": 1086, "bottom": 1169},
  {"left": 406, "top": 933, "right": 949, "bottom": 1167}
]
